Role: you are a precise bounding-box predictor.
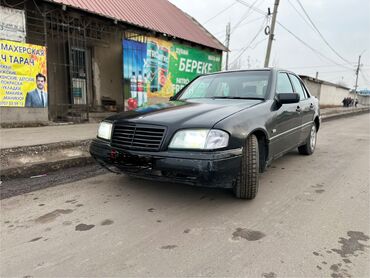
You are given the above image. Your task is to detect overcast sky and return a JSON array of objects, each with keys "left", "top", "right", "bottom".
[{"left": 170, "top": 0, "right": 370, "bottom": 89}]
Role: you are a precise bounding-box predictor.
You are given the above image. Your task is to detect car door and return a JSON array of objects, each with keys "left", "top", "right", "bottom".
[
  {"left": 270, "top": 72, "right": 302, "bottom": 158},
  {"left": 289, "top": 74, "right": 315, "bottom": 144}
]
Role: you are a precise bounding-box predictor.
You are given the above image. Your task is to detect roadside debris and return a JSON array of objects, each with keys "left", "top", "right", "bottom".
[{"left": 30, "top": 174, "right": 47, "bottom": 179}]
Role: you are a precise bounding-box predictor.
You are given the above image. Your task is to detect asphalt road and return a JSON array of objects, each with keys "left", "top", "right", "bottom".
[{"left": 1, "top": 113, "right": 369, "bottom": 277}]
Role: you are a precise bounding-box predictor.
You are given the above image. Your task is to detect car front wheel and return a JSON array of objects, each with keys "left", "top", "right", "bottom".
[
  {"left": 233, "top": 134, "right": 259, "bottom": 200},
  {"left": 298, "top": 124, "right": 317, "bottom": 155}
]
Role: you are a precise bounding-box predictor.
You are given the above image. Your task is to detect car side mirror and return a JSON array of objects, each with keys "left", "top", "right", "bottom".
[
  {"left": 276, "top": 93, "right": 300, "bottom": 104},
  {"left": 169, "top": 96, "right": 175, "bottom": 101}
]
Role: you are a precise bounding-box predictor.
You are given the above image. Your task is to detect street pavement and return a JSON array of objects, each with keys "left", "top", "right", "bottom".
[{"left": 1, "top": 113, "right": 369, "bottom": 277}]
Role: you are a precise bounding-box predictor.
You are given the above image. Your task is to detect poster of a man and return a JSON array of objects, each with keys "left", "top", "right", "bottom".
[{"left": 25, "top": 73, "right": 48, "bottom": 108}]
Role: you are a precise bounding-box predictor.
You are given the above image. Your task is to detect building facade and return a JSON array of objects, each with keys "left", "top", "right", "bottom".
[
  {"left": 299, "top": 75, "right": 351, "bottom": 106},
  {"left": 0, "top": 0, "right": 225, "bottom": 125}
]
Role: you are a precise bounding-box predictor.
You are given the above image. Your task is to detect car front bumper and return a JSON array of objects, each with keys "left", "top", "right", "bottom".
[{"left": 90, "top": 138, "right": 242, "bottom": 188}]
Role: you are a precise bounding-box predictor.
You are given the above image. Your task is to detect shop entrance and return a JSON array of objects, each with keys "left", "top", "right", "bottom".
[{"left": 70, "top": 47, "right": 91, "bottom": 105}]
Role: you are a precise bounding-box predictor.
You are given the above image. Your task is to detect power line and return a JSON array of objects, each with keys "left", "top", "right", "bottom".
[
  {"left": 203, "top": 2, "right": 238, "bottom": 25},
  {"left": 276, "top": 22, "right": 353, "bottom": 71},
  {"left": 250, "top": 37, "right": 268, "bottom": 49},
  {"left": 286, "top": 63, "right": 358, "bottom": 69},
  {"left": 229, "top": 17, "right": 268, "bottom": 66},
  {"left": 286, "top": 0, "right": 316, "bottom": 33},
  {"left": 226, "top": 0, "right": 356, "bottom": 72},
  {"left": 230, "top": 0, "right": 262, "bottom": 35},
  {"left": 360, "top": 69, "right": 370, "bottom": 84},
  {"left": 231, "top": 37, "right": 267, "bottom": 51},
  {"left": 307, "top": 69, "right": 356, "bottom": 74},
  {"left": 235, "top": 0, "right": 266, "bottom": 16},
  {"left": 295, "top": 0, "right": 353, "bottom": 64},
  {"left": 231, "top": 1, "right": 349, "bottom": 70},
  {"left": 212, "top": 15, "right": 266, "bottom": 36}
]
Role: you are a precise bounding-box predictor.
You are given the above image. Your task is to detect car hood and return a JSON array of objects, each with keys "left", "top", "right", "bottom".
[{"left": 106, "top": 99, "right": 263, "bottom": 128}]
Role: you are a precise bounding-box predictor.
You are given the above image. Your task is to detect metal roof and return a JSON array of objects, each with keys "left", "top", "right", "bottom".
[
  {"left": 299, "top": 75, "right": 350, "bottom": 90},
  {"left": 46, "top": 0, "right": 227, "bottom": 51}
]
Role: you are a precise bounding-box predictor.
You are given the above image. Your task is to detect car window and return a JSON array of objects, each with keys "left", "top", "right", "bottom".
[
  {"left": 301, "top": 82, "right": 311, "bottom": 97},
  {"left": 214, "top": 82, "right": 230, "bottom": 97},
  {"left": 289, "top": 74, "right": 307, "bottom": 100},
  {"left": 184, "top": 79, "right": 212, "bottom": 98},
  {"left": 276, "top": 73, "right": 294, "bottom": 94},
  {"left": 179, "top": 71, "right": 270, "bottom": 100}
]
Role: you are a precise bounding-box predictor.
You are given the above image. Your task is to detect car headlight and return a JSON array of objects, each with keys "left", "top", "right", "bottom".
[
  {"left": 97, "top": 121, "right": 113, "bottom": 140},
  {"left": 168, "top": 129, "right": 229, "bottom": 150}
]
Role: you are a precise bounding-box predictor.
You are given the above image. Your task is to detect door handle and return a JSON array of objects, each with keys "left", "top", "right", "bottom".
[
  {"left": 309, "top": 103, "right": 315, "bottom": 110},
  {"left": 296, "top": 106, "right": 302, "bottom": 112}
]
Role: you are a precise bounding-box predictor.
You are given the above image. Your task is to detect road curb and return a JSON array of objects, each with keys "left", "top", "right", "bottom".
[
  {"left": 321, "top": 107, "right": 370, "bottom": 122},
  {"left": 1, "top": 156, "right": 95, "bottom": 180},
  {"left": 0, "top": 139, "right": 94, "bottom": 180},
  {"left": 0, "top": 139, "right": 92, "bottom": 157}
]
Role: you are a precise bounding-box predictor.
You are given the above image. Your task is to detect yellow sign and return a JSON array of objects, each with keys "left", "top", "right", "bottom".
[{"left": 0, "top": 40, "right": 47, "bottom": 107}]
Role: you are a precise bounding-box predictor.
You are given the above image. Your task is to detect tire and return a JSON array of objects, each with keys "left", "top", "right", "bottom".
[
  {"left": 233, "top": 134, "right": 259, "bottom": 200},
  {"left": 298, "top": 124, "right": 317, "bottom": 155}
]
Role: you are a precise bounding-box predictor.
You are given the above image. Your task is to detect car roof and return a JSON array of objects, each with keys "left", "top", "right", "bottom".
[{"left": 202, "top": 68, "right": 298, "bottom": 77}]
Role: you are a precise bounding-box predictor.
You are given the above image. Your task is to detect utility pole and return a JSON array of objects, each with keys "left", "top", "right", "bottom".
[
  {"left": 225, "top": 22, "right": 231, "bottom": 70},
  {"left": 264, "top": 0, "right": 280, "bottom": 68},
  {"left": 354, "top": 54, "right": 362, "bottom": 95}
]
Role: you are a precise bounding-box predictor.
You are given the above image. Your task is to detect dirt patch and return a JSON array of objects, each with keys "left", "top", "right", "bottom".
[
  {"left": 35, "top": 209, "right": 73, "bottom": 224},
  {"left": 161, "top": 245, "right": 178, "bottom": 250},
  {"left": 75, "top": 223, "right": 95, "bottom": 231},
  {"left": 101, "top": 219, "right": 114, "bottom": 226},
  {"left": 29, "top": 237, "right": 42, "bottom": 242},
  {"left": 331, "top": 231, "right": 369, "bottom": 257},
  {"left": 232, "top": 228, "right": 265, "bottom": 241},
  {"left": 262, "top": 272, "right": 277, "bottom": 278},
  {"left": 342, "top": 258, "right": 351, "bottom": 264}
]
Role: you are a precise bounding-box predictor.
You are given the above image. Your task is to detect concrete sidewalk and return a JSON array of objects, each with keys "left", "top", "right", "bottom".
[
  {"left": 0, "top": 106, "right": 369, "bottom": 180},
  {"left": 0, "top": 123, "right": 98, "bottom": 149}
]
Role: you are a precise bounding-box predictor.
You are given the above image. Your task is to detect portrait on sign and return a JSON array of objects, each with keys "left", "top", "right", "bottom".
[{"left": 0, "top": 40, "right": 47, "bottom": 108}]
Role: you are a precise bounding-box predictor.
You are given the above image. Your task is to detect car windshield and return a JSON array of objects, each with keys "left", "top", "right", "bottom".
[{"left": 178, "top": 71, "right": 270, "bottom": 100}]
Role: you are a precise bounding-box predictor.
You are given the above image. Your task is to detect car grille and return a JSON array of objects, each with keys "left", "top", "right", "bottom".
[{"left": 111, "top": 123, "right": 166, "bottom": 151}]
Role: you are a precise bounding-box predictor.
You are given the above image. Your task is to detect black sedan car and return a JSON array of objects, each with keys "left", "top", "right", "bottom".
[{"left": 90, "top": 69, "right": 320, "bottom": 199}]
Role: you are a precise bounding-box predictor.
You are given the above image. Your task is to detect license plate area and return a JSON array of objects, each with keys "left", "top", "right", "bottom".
[{"left": 115, "top": 151, "right": 153, "bottom": 168}]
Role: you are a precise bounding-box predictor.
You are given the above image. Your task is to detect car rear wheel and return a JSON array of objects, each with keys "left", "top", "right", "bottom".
[
  {"left": 233, "top": 134, "right": 259, "bottom": 200},
  {"left": 298, "top": 124, "right": 317, "bottom": 155}
]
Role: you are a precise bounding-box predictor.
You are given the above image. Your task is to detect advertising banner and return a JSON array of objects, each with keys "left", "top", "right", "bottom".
[
  {"left": 0, "top": 40, "right": 47, "bottom": 108},
  {"left": 0, "top": 6, "right": 26, "bottom": 43},
  {"left": 123, "top": 35, "right": 222, "bottom": 110}
]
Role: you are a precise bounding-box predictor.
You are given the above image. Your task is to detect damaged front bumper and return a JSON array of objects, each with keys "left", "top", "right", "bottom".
[{"left": 89, "top": 138, "right": 242, "bottom": 188}]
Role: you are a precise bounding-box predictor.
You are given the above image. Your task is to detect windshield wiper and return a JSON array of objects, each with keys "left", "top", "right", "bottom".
[{"left": 211, "top": 96, "right": 265, "bottom": 100}]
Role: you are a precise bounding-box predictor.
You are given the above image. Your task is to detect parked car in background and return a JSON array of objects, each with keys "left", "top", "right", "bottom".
[{"left": 90, "top": 68, "right": 320, "bottom": 199}]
